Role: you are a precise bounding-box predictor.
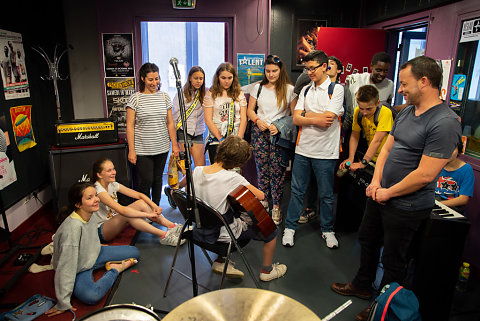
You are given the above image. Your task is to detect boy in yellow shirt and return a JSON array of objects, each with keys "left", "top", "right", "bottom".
[{"left": 339, "top": 85, "right": 393, "bottom": 172}]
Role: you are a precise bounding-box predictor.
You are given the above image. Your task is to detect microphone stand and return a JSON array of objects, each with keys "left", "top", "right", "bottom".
[{"left": 171, "top": 61, "right": 201, "bottom": 297}]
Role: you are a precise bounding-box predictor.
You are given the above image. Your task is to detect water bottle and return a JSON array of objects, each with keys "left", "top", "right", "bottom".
[
  {"left": 456, "top": 262, "right": 470, "bottom": 292},
  {"left": 336, "top": 162, "right": 351, "bottom": 177}
]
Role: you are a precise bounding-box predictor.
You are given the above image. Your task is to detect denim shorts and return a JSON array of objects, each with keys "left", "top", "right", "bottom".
[
  {"left": 97, "top": 223, "right": 107, "bottom": 244},
  {"left": 177, "top": 129, "right": 203, "bottom": 144}
]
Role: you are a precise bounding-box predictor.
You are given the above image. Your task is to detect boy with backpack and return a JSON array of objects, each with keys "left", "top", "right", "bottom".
[
  {"left": 339, "top": 85, "right": 393, "bottom": 172},
  {"left": 282, "top": 50, "right": 344, "bottom": 249}
]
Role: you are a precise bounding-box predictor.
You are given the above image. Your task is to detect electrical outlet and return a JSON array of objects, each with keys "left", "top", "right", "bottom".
[{"left": 24, "top": 193, "right": 32, "bottom": 204}]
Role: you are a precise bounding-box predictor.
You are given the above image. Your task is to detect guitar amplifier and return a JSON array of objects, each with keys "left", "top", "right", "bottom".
[{"left": 54, "top": 119, "right": 118, "bottom": 147}]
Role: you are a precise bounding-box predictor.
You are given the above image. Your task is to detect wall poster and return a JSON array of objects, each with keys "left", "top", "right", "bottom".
[
  {"left": 237, "top": 53, "right": 265, "bottom": 87},
  {"left": 105, "top": 77, "right": 135, "bottom": 134},
  {"left": 10, "top": 105, "right": 36, "bottom": 152},
  {"left": 0, "top": 29, "right": 30, "bottom": 100},
  {"left": 460, "top": 17, "right": 480, "bottom": 43},
  {"left": 293, "top": 19, "right": 327, "bottom": 69},
  {"left": 102, "top": 33, "right": 134, "bottom": 77},
  {"left": 0, "top": 114, "right": 16, "bottom": 190}
]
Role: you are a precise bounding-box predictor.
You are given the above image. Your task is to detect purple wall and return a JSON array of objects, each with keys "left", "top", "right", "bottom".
[
  {"left": 95, "top": 0, "right": 270, "bottom": 82},
  {"left": 93, "top": 0, "right": 268, "bottom": 185},
  {"left": 369, "top": 0, "right": 480, "bottom": 271}
]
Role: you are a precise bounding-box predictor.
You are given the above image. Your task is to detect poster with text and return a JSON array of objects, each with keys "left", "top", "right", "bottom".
[
  {"left": 0, "top": 29, "right": 30, "bottom": 100},
  {"left": 460, "top": 17, "right": 480, "bottom": 43},
  {"left": 237, "top": 54, "right": 264, "bottom": 87},
  {"left": 105, "top": 77, "right": 135, "bottom": 133},
  {"left": 102, "top": 34, "right": 134, "bottom": 77},
  {"left": 0, "top": 114, "right": 16, "bottom": 190},
  {"left": 10, "top": 105, "right": 36, "bottom": 152}
]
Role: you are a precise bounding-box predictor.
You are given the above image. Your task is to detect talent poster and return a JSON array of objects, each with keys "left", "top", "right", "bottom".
[
  {"left": 102, "top": 33, "right": 134, "bottom": 77},
  {"left": 105, "top": 77, "right": 135, "bottom": 133},
  {"left": 237, "top": 54, "right": 264, "bottom": 87},
  {"left": 10, "top": 105, "right": 36, "bottom": 152},
  {"left": 0, "top": 114, "right": 16, "bottom": 190},
  {"left": 0, "top": 29, "right": 30, "bottom": 100}
]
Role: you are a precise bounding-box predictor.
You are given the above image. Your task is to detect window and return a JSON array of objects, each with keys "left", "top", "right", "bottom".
[
  {"left": 141, "top": 21, "right": 226, "bottom": 100},
  {"left": 453, "top": 27, "right": 480, "bottom": 158},
  {"left": 392, "top": 26, "right": 428, "bottom": 106}
]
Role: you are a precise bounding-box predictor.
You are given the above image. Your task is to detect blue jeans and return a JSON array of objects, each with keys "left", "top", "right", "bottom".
[
  {"left": 73, "top": 245, "right": 139, "bottom": 305},
  {"left": 285, "top": 154, "right": 336, "bottom": 232}
]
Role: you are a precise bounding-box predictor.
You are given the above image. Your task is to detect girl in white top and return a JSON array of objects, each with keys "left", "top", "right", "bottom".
[
  {"left": 204, "top": 62, "right": 247, "bottom": 164},
  {"left": 91, "top": 158, "right": 184, "bottom": 247},
  {"left": 247, "top": 55, "right": 298, "bottom": 224},
  {"left": 165, "top": 66, "right": 208, "bottom": 208},
  {"left": 172, "top": 66, "right": 206, "bottom": 167},
  {"left": 126, "top": 63, "right": 179, "bottom": 205}
]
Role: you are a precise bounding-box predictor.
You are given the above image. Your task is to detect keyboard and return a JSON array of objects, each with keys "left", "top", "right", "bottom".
[{"left": 432, "top": 200, "right": 465, "bottom": 219}]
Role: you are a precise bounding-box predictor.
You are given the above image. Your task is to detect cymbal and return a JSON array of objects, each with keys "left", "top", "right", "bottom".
[{"left": 163, "top": 288, "right": 321, "bottom": 321}]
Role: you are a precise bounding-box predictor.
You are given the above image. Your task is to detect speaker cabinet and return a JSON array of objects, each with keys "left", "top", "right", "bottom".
[{"left": 49, "top": 143, "right": 130, "bottom": 222}]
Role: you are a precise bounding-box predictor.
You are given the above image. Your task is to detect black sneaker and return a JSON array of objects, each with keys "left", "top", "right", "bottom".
[
  {"left": 164, "top": 186, "right": 177, "bottom": 209},
  {"left": 298, "top": 208, "right": 317, "bottom": 223}
]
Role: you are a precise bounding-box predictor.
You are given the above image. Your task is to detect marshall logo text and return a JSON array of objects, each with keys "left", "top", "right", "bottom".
[{"left": 75, "top": 132, "right": 100, "bottom": 140}]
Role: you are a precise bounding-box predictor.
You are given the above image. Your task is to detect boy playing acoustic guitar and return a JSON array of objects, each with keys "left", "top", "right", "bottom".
[{"left": 191, "top": 135, "right": 287, "bottom": 281}]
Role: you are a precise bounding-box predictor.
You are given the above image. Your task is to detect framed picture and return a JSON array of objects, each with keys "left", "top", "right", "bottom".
[{"left": 292, "top": 18, "right": 327, "bottom": 70}]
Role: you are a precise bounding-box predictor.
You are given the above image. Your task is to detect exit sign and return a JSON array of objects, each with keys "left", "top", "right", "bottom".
[{"left": 172, "top": 0, "right": 196, "bottom": 9}]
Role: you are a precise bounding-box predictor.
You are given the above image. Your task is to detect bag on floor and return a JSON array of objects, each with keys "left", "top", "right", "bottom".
[
  {"left": 0, "top": 294, "right": 56, "bottom": 321},
  {"left": 368, "top": 282, "right": 422, "bottom": 321},
  {"left": 167, "top": 154, "right": 179, "bottom": 188}
]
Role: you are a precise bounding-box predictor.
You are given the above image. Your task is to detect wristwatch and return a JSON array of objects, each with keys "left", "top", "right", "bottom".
[
  {"left": 301, "top": 111, "right": 306, "bottom": 117},
  {"left": 361, "top": 159, "right": 368, "bottom": 166}
]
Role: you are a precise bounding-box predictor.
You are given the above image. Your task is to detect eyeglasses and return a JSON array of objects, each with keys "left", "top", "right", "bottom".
[
  {"left": 304, "top": 65, "right": 322, "bottom": 73},
  {"left": 266, "top": 54, "right": 281, "bottom": 64}
]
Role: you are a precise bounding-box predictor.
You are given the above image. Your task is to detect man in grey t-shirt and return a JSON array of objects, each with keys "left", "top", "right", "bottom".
[{"left": 331, "top": 56, "right": 461, "bottom": 320}]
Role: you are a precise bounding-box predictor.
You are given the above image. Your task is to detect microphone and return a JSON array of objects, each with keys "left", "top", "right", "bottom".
[
  {"left": 326, "top": 66, "right": 331, "bottom": 70},
  {"left": 169, "top": 57, "right": 181, "bottom": 80}
]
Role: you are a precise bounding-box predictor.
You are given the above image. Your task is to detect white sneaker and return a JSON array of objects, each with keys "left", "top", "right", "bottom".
[
  {"left": 168, "top": 223, "right": 184, "bottom": 236},
  {"left": 159, "top": 229, "right": 185, "bottom": 247},
  {"left": 282, "top": 228, "right": 295, "bottom": 247},
  {"left": 322, "top": 232, "right": 339, "bottom": 249},
  {"left": 211, "top": 260, "right": 244, "bottom": 278},
  {"left": 260, "top": 263, "right": 287, "bottom": 281}
]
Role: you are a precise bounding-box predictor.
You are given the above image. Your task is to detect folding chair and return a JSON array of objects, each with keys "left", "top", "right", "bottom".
[{"left": 163, "top": 189, "right": 261, "bottom": 297}]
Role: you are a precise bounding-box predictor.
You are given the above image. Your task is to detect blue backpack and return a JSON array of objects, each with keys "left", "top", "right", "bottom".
[{"left": 369, "top": 283, "right": 422, "bottom": 321}]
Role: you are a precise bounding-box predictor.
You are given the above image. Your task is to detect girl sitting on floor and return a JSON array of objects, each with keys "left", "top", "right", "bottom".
[
  {"left": 46, "top": 182, "right": 140, "bottom": 316},
  {"left": 91, "top": 158, "right": 184, "bottom": 246}
]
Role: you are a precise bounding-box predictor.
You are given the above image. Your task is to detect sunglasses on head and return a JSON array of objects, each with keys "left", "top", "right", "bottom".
[{"left": 266, "top": 54, "right": 281, "bottom": 64}]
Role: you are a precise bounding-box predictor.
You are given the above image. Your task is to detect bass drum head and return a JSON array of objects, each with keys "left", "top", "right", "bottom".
[{"left": 79, "top": 304, "right": 160, "bottom": 321}]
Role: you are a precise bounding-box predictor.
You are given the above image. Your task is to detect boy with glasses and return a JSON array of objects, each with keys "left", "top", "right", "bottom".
[{"left": 282, "top": 50, "right": 344, "bottom": 249}]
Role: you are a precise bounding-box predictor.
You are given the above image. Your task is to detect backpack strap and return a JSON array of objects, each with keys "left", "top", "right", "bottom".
[
  {"left": 254, "top": 84, "right": 263, "bottom": 112},
  {"left": 303, "top": 84, "right": 311, "bottom": 97},
  {"left": 357, "top": 104, "right": 383, "bottom": 131},
  {"left": 381, "top": 285, "right": 403, "bottom": 321},
  {"left": 328, "top": 82, "right": 335, "bottom": 99}
]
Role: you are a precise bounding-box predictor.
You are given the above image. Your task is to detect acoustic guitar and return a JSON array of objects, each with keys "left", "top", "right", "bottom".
[{"left": 227, "top": 185, "right": 277, "bottom": 239}]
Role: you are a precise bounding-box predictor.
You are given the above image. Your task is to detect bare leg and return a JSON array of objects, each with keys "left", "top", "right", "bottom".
[
  {"left": 262, "top": 236, "right": 277, "bottom": 267},
  {"left": 178, "top": 143, "right": 205, "bottom": 189},
  {"left": 102, "top": 214, "right": 167, "bottom": 242},
  {"left": 190, "top": 143, "right": 205, "bottom": 167},
  {"left": 128, "top": 199, "right": 176, "bottom": 228}
]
